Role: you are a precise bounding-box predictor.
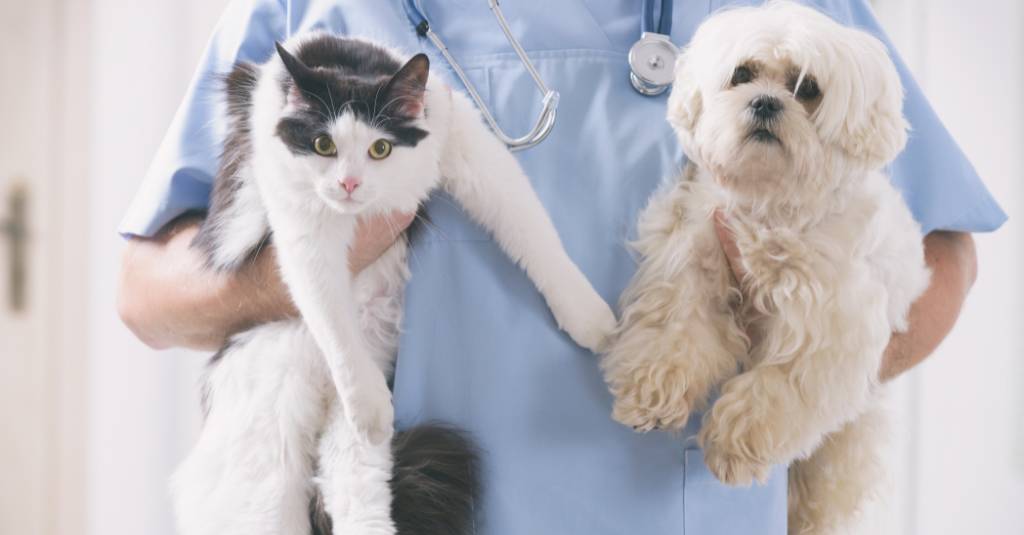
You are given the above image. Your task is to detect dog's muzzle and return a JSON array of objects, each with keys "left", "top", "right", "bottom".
[
  {"left": 746, "top": 95, "right": 783, "bottom": 143},
  {"left": 750, "top": 95, "right": 782, "bottom": 121}
]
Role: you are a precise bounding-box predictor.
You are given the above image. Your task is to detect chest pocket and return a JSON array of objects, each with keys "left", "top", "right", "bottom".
[{"left": 683, "top": 448, "right": 789, "bottom": 534}]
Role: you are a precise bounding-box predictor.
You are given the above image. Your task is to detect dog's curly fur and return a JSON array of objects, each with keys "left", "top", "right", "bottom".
[{"left": 601, "top": 2, "right": 930, "bottom": 533}]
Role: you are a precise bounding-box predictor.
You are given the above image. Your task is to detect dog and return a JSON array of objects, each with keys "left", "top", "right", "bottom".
[{"left": 601, "top": 2, "right": 930, "bottom": 533}]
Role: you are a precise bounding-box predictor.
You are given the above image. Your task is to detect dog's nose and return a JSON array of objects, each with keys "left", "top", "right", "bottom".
[{"left": 750, "top": 95, "right": 782, "bottom": 119}]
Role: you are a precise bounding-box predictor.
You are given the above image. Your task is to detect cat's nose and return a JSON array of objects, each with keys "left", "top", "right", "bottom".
[{"left": 340, "top": 177, "right": 361, "bottom": 194}]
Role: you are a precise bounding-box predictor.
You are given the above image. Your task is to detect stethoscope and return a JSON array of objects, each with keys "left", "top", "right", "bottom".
[
  {"left": 629, "top": 0, "right": 679, "bottom": 96},
  {"left": 404, "top": 0, "right": 678, "bottom": 151}
]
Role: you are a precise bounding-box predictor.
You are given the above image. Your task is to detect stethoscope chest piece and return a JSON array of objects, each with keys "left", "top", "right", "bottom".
[{"left": 628, "top": 32, "right": 679, "bottom": 96}]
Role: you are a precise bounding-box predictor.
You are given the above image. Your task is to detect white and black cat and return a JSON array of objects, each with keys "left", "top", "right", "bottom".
[{"left": 171, "top": 34, "right": 616, "bottom": 535}]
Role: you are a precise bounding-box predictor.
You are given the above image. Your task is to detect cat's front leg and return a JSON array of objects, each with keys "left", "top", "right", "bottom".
[
  {"left": 334, "top": 334, "right": 395, "bottom": 446},
  {"left": 270, "top": 217, "right": 395, "bottom": 446},
  {"left": 316, "top": 395, "right": 396, "bottom": 535},
  {"left": 699, "top": 265, "right": 890, "bottom": 486},
  {"left": 440, "top": 92, "right": 616, "bottom": 352}
]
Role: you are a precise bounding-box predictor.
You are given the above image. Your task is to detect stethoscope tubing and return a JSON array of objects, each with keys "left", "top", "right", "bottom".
[
  {"left": 404, "top": 0, "right": 671, "bottom": 150},
  {"left": 642, "top": 0, "right": 674, "bottom": 36},
  {"left": 404, "top": 0, "right": 557, "bottom": 151}
]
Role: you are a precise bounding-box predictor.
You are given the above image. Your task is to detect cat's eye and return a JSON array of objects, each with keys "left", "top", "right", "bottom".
[
  {"left": 368, "top": 139, "right": 392, "bottom": 160},
  {"left": 313, "top": 135, "right": 337, "bottom": 156},
  {"left": 730, "top": 65, "right": 755, "bottom": 86}
]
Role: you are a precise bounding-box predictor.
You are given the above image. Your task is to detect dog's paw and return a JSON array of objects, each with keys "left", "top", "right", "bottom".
[
  {"left": 608, "top": 360, "right": 699, "bottom": 433},
  {"left": 702, "top": 438, "right": 772, "bottom": 486},
  {"left": 343, "top": 379, "right": 395, "bottom": 446},
  {"left": 698, "top": 389, "right": 774, "bottom": 486}
]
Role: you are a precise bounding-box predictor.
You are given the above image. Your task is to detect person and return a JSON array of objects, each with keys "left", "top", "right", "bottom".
[{"left": 116, "top": 1, "right": 1005, "bottom": 533}]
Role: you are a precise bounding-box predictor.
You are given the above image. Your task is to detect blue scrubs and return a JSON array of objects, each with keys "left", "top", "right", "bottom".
[{"left": 121, "top": 1, "right": 1006, "bottom": 533}]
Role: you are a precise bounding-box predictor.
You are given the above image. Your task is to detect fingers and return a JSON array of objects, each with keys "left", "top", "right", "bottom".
[
  {"left": 713, "top": 209, "right": 745, "bottom": 281},
  {"left": 348, "top": 211, "right": 416, "bottom": 274}
]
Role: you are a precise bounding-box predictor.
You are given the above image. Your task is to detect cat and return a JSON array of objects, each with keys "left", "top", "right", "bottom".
[{"left": 171, "top": 34, "right": 617, "bottom": 535}]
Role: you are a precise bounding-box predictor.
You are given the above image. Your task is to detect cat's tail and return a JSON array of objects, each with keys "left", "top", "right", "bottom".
[
  {"left": 310, "top": 424, "right": 482, "bottom": 535},
  {"left": 391, "top": 424, "right": 482, "bottom": 535}
]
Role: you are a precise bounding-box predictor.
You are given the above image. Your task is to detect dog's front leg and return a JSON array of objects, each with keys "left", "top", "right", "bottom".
[
  {"left": 602, "top": 194, "right": 747, "bottom": 432},
  {"left": 788, "top": 399, "right": 890, "bottom": 535},
  {"left": 699, "top": 260, "right": 890, "bottom": 486}
]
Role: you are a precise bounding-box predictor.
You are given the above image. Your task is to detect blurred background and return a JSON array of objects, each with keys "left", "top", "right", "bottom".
[{"left": 0, "top": 0, "right": 1020, "bottom": 534}]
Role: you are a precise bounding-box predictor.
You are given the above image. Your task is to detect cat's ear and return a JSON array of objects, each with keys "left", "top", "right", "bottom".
[
  {"left": 275, "top": 41, "right": 318, "bottom": 91},
  {"left": 382, "top": 54, "right": 430, "bottom": 118}
]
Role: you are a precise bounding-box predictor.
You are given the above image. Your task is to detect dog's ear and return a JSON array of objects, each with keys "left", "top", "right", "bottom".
[
  {"left": 830, "top": 31, "right": 909, "bottom": 169},
  {"left": 666, "top": 49, "right": 703, "bottom": 146}
]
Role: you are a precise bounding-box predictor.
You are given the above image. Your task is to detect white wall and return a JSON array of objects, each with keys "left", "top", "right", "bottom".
[
  {"left": 86, "top": 1, "right": 230, "bottom": 534},
  {"left": 873, "top": 1, "right": 1024, "bottom": 533}
]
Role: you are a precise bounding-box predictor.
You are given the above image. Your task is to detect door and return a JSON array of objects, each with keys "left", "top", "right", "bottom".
[{"left": 0, "top": 1, "right": 72, "bottom": 528}]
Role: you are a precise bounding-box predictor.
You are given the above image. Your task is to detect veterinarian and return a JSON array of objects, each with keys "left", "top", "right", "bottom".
[{"left": 117, "top": 1, "right": 1004, "bottom": 533}]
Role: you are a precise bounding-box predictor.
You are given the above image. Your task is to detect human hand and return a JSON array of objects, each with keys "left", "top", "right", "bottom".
[
  {"left": 713, "top": 209, "right": 745, "bottom": 282},
  {"left": 348, "top": 211, "right": 416, "bottom": 274},
  {"left": 118, "top": 211, "right": 415, "bottom": 351},
  {"left": 711, "top": 211, "right": 977, "bottom": 383}
]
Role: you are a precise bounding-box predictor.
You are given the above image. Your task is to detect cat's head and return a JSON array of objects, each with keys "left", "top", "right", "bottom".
[{"left": 271, "top": 39, "right": 438, "bottom": 216}]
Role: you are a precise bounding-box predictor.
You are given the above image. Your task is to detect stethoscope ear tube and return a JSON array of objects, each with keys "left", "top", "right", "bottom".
[{"left": 408, "top": 0, "right": 559, "bottom": 151}]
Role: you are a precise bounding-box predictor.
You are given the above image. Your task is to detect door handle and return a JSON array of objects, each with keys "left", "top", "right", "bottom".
[{"left": 1, "top": 182, "right": 28, "bottom": 312}]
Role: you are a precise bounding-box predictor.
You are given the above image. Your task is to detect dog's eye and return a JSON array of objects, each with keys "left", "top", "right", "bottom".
[
  {"left": 730, "top": 65, "right": 755, "bottom": 86},
  {"left": 795, "top": 78, "right": 821, "bottom": 100}
]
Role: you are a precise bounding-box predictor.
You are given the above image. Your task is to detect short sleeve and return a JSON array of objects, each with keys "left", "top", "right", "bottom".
[
  {"left": 118, "top": 0, "right": 289, "bottom": 237},
  {"left": 808, "top": 0, "right": 1006, "bottom": 233}
]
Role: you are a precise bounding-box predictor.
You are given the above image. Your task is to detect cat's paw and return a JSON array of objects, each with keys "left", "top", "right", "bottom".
[
  {"left": 343, "top": 379, "right": 395, "bottom": 446},
  {"left": 552, "top": 290, "right": 617, "bottom": 353},
  {"left": 608, "top": 360, "right": 697, "bottom": 433},
  {"left": 329, "top": 519, "right": 395, "bottom": 535}
]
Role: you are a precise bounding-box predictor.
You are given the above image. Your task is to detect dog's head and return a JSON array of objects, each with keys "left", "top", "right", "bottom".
[{"left": 668, "top": 1, "right": 908, "bottom": 202}]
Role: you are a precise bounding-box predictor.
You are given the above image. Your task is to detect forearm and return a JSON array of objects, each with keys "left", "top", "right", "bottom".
[
  {"left": 117, "top": 211, "right": 413, "bottom": 351},
  {"left": 117, "top": 215, "right": 295, "bottom": 351},
  {"left": 878, "top": 231, "right": 978, "bottom": 381}
]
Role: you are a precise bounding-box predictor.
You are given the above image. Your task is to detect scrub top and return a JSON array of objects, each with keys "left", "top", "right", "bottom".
[{"left": 120, "top": 1, "right": 1007, "bottom": 534}]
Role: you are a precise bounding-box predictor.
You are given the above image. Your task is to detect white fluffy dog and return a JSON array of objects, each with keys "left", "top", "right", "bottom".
[{"left": 601, "top": 2, "right": 930, "bottom": 533}]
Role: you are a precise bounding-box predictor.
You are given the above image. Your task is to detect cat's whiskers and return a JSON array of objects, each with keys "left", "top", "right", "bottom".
[
  {"left": 247, "top": 232, "right": 272, "bottom": 268},
  {"left": 371, "top": 83, "right": 386, "bottom": 121},
  {"left": 300, "top": 88, "right": 337, "bottom": 124},
  {"left": 433, "top": 193, "right": 465, "bottom": 214},
  {"left": 412, "top": 211, "right": 448, "bottom": 242},
  {"left": 352, "top": 99, "right": 370, "bottom": 120},
  {"left": 325, "top": 85, "right": 337, "bottom": 121},
  {"left": 374, "top": 95, "right": 419, "bottom": 126}
]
